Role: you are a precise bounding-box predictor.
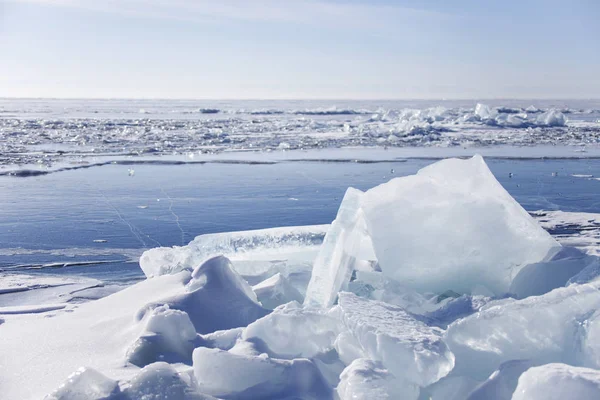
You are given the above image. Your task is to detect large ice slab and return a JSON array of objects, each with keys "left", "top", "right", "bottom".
[
  {"left": 361, "top": 155, "right": 560, "bottom": 295},
  {"left": 336, "top": 292, "right": 454, "bottom": 387},
  {"left": 139, "top": 225, "right": 328, "bottom": 278},
  {"left": 304, "top": 188, "right": 374, "bottom": 308},
  {"left": 512, "top": 363, "right": 600, "bottom": 400},
  {"left": 445, "top": 282, "right": 600, "bottom": 379}
]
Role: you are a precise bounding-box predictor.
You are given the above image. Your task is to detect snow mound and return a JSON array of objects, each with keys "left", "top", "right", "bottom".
[
  {"left": 446, "top": 282, "right": 600, "bottom": 379},
  {"left": 252, "top": 273, "right": 303, "bottom": 310},
  {"left": 361, "top": 154, "right": 560, "bottom": 295},
  {"left": 139, "top": 225, "right": 327, "bottom": 278},
  {"left": 126, "top": 305, "right": 198, "bottom": 367},
  {"left": 242, "top": 301, "right": 343, "bottom": 359},
  {"left": 192, "top": 347, "right": 331, "bottom": 399},
  {"left": 304, "top": 188, "right": 374, "bottom": 308},
  {"left": 154, "top": 255, "right": 269, "bottom": 334},
  {"left": 512, "top": 363, "right": 600, "bottom": 400},
  {"left": 44, "top": 367, "right": 121, "bottom": 400},
  {"left": 337, "top": 292, "right": 454, "bottom": 387},
  {"left": 124, "top": 362, "right": 212, "bottom": 400},
  {"left": 337, "top": 358, "right": 417, "bottom": 400}
]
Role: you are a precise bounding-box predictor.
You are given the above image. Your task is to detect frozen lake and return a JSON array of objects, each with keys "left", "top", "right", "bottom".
[{"left": 1, "top": 153, "right": 600, "bottom": 285}]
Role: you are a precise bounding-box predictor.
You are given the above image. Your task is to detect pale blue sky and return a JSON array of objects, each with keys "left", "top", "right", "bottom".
[{"left": 1, "top": 0, "right": 598, "bottom": 99}]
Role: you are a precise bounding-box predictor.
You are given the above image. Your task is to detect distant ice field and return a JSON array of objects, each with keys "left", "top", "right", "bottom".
[{"left": 1, "top": 98, "right": 600, "bottom": 170}]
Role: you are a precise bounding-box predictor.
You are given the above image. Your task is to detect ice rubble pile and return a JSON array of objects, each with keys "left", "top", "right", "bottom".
[{"left": 4, "top": 155, "right": 600, "bottom": 399}]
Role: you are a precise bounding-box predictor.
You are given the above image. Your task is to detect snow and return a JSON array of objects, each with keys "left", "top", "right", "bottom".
[
  {"left": 304, "top": 188, "right": 371, "bottom": 308},
  {"left": 45, "top": 367, "right": 121, "bottom": 400},
  {"left": 337, "top": 358, "right": 417, "bottom": 400},
  {"left": 361, "top": 155, "right": 560, "bottom": 295},
  {"left": 337, "top": 292, "right": 455, "bottom": 387},
  {"left": 159, "top": 255, "right": 269, "bottom": 334},
  {"left": 192, "top": 347, "right": 331, "bottom": 399},
  {"left": 124, "top": 362, "right": 212, "bottom": 400},
  {"left": 445, "top": 282, "right": 600, "bottom": 379},
  {"left": 0, "top": 256, "right": 267, "bottom": 399},
  {"left": 126, "top": 305, "right": 198, "bottom": 367},
  {"left": 512, "top": 363, "right": 600, "bottom": 400}
]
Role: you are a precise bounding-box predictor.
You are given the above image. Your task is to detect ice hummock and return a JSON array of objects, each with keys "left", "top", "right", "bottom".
[{"left": 361, "top": 154, "right": 560, "bottom": 295}]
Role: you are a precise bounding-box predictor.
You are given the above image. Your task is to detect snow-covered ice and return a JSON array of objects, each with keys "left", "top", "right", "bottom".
[
  {"left": 44, "top": 367, "right": 121, "bottom": 400},
  {"left": 512, "top": 363, "right": 600, "bottom": 400},
  {"left": 337, "top": 358, "right": 417, "bottom": 400}
]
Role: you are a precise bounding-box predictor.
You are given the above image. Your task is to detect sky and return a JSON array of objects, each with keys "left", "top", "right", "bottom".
[{"left": 0, "top": 0, "right": 599, "bottom": 99}]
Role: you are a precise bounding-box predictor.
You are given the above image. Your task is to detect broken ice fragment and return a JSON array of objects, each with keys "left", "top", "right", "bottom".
[
  {"left": 337, "top": 292, "right": 454, "bottom": 387},
  {"left": 304, "top": 188, "right": 374, "bottom": 308},
  {"left": 361, "top": 155, "right": 560, "bottom": 295}
]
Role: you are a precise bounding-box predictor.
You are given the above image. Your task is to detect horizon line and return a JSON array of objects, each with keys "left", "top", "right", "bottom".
[{"left": 2, "top": 96, "right": 600, "bottom": 102}]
